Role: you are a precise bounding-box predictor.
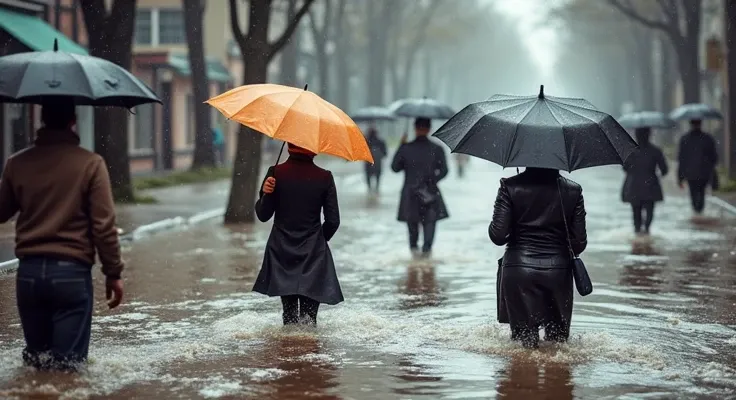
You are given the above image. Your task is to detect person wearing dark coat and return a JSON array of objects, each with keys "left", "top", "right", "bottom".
[
  {"left": 490, "top": 168, "right": 587, "bottom": 348},
  {"left": 364, "top": 128, "right": 387, "bottom": 193},
  {"left": 253, "top": 144, "right": 343, "bottom": 326},
  {"left": 391, "top": 118, "right": 449, "bottom": 257},
  {"left": 677, "top": 120, "right": 718, "bottom": 214},
  {"left": 621, "top": 128, "right": 668, "bottom": 234}
]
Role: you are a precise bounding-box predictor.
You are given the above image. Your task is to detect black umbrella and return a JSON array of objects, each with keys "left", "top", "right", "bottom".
[
  {"left": 350, "top": 106, "right": 397, "bottom": 122},
  {"left": 0, "top": 39, "right": 161, "bottom": 108},
  {"left": 618, "top": 111, "right": 676, "bottom": 129},
  {"left": 433, "top": 86, "right": 638, "bottom": 172},
  {"left": 669, "top": 103, "right": 722, "bottom": 121},
  {"left": 390, "top": 97, "right": 456, "bottom": 119}
]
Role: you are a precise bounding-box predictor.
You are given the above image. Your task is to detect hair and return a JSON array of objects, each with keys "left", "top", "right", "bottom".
[
  {"left": 41, "top": 102, "right": 76, "bottom": 129},
  {"left": 634, "top": 127, "right": 651, "bottom": 144},
  {"left": 690, "top": 119, "right": 702, "bottom": 127},
  {"left": 367, "top": 127, "right": 377, "bottom": 136},
  {"left": 414, "top": 117, "right": 431, "bottom": 130}
]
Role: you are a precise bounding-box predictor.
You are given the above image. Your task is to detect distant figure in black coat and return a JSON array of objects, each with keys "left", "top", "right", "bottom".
[
  {"left": 364, "top": 128, "right": 387, "bottom": 193},
  {"left": 490, "top": 168, "right": 587, "bottom": 348},
  {"left": 677, "top": 120, "right": 718, "bottom": 214},
  {"left": 253, "top": 144, "right": 343, "bottom": 326},
  {"left": 621, "top": 128, "right": 668, "bottom": 235},
  {"left": 391, "top": 118, "right": 449, "bottom": 257}
]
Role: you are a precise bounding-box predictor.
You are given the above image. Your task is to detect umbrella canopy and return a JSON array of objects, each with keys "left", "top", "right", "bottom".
[
  {"left": 618, "top": 111, "right": 676, "bottom": 129},
  {"left": 0, "top": 39, "right": 160, "bottom": 108},
  {"left": 350, "top": 106, "right": 397, "bottom": 122},
  {"left": 433, "top": 86, "right": 638, "bottom": 172},
  {"left": 206, "top": 83, "right": 373, "bottom": 163},
  {"left": 669, "top": 103, "right": 723, "bottom": 121},
  {"left": 389, "top": 97, "right": 456, "bottom": 119}
]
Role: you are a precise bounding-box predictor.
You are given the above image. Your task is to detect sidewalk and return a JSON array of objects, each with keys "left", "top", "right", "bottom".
[{"left": 0, "top": 156, "right": 361, "bottom": 263}]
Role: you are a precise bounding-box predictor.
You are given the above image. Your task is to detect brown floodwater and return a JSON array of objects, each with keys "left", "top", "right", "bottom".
[{"left": 0, "top": 163, "right": 735, "bottom": 399}]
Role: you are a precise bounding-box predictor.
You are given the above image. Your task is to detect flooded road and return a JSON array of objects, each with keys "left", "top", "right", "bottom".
[{"left": 0, "top": 160, "right": 735, "bottom": 399}]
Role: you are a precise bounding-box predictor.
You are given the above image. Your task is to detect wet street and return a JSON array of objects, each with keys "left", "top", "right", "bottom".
[{"left": 0, "top": 159, "right": 735, "bottom": 399}]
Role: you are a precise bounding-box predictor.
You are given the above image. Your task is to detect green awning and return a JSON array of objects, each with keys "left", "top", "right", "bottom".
[
  {"left": 0, "top": 7, "right": 87, "bottom": 55},
  {"left": 168, "top": 54, "right": 232, "bottom": 83}
]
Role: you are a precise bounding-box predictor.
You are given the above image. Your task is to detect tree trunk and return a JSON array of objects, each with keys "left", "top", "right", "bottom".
[
  {"left": 333, "top": 0, "right": 349, "bottom": 109},
  {"left": 279, "top": 0, "right": 300, "bottom": 85},
  {"left": 659, "top": 35, "right": 676, "bottom": 112},
  {"left": 677, "top": 42, "right": 701, "bottom": 103},
  {"left": 366, "top": 0, "right": 389, "bottom": 105},
  {"left": 725, "top": 0, "right": 736, "bottom": 179},
  {"left": 224, "top": 57, "right": 268, "bottom": 223},
  {"left": 80, "top": 0, "right": 137, "bottom": 202},
  {"left": 184, "top": 0, "right": 215, "bottom": 170},
  {"left": 635, "top": 28, "right": 656, "bottom": 110}
]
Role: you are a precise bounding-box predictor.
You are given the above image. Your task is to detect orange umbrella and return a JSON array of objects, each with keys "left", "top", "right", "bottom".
[{"left": 206, "top": 83, "right": 374, "bottom": 163}]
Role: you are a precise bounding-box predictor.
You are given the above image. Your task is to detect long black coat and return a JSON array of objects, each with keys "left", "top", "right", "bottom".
[
  {"left": 391, "top": 136, "right": 449, "bottom": 223},
  {"left": 621, "top": 142, "right": 668, "bottom": 204},
  {"left": 490, "top": 169, "right": 587, "bottom": 333},
  {"left": 677, "top": 130, "right": 717, "bottom": 183},
  {"left": 365, "top": 135, "right": 387, "bottom": 175},
  {"left": 253, "top": 153, "right": 344, "bottom": 305}
]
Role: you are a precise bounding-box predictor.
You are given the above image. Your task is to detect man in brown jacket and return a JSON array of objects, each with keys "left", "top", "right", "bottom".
[{"left": 0, "top": 103, "right": 124, "bottom": 371}]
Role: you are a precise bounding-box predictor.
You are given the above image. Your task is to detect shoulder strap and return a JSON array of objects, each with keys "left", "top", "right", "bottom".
[{"left": 557, "top": 177, "right": 576, "bottom": 259}]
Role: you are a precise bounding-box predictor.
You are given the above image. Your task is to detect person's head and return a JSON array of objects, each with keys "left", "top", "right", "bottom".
[
  {"left": 690, "top": 119, "right": 702, "bottom": 130},
  {"left": 367, "top": 127, "right": 377, "bottom": 137},
  {"left": 634, "top": 127, "right": 651, "bottom": 144},
  {"left": 41, "top": 102, "right": 76, "bottom": 130},
  {"left": 288, "top": 143, "right": 316, "bottom": 156},
  {"left": 414, "top": 117, "right": 431, "bottom": 136}
]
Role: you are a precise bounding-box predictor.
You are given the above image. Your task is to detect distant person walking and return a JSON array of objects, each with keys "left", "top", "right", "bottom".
[
  {"left": 455, "top": 154, "right": 469, "bottom": 178},
  {"left": 621, "top": 128, "right": 668, "bottom": 235},
  {"left": 364, "top": 128, "right": 387, "bottom": 193},
  {"left": 253, "top": 144, "right": 342, "bottom": 325},
  {"left": 391, "top": 117, "right": 449, "bottom": 257},
  {"left": 677, "top": 119, "right": 718, "bottom": 215},
  {"left": 0, "top": 103, "right": 124, "bottom": 371},
  {"left": 212, "top": 124, "right": 225, "bottom": 166}
]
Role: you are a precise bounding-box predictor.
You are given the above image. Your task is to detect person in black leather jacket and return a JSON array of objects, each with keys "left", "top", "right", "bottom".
[{"left": 490, "top": 167, "right": 587, "bottom": 348}]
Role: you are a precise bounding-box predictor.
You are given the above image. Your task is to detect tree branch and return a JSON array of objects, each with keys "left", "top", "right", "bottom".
[
  {"left": 605, "top": 0, "right": 673, "bottom": 33},
  {"left": 269, "top": 0, "right": 317, "bottom": 60},
  {"left": 229, "top": 0, "right": 248, "bottom": 54}
]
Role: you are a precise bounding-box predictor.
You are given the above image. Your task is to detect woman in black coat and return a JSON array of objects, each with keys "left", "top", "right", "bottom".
[
  {"left": 621, "top": 128, "right": 668, "bottom": 235},
  {"left": 253, "top": 144, "right": 343, "bottom": 326},
  {"left": 490, "top": 168, "right": 587, "bottom": 348}
]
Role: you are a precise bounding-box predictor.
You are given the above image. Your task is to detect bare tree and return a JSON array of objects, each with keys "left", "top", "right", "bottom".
[
  {"left": 79, "top": 0, "right": 137, "bottom": 202},
  {"left": 308, "top": 0, "right": 335, "bottom": 99},
  {"left": 279, "top": 0, "right": 300, "bottom": 86},
  {"left": 605, "top": 0, "right": 703, "bottom": 103},
  {"left": 331, "top": 0, "right": 349, "bottom": 109},
  {"left": 226, "top": 0, "right": 316, "bottom": 223},
  {"left": 183, "top": 0, "right": 215, "bottom": 170}
]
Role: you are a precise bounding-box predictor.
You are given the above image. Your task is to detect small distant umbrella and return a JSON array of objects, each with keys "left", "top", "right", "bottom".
[
  {"left": 350, "top": 106, "right": 397, "bottom": 122},
  {"left": 389, "top": 97, "right": 456, "bottom": 119},
  {"left": 618, "top": 111, "right": 676, "bottom": 129},
  {"left": 0, "top": 39, "right": 161, "bottom": 108},
  {"left": 433, "top": 85, "right": 638, "bottom": 172},
  {"left": 669, "top": 103, "right": 723, "bottom": 121}
]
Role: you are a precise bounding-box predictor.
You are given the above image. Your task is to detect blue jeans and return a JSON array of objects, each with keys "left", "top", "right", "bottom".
[{"left": 16, "top": 257, "right": 93, "bottom": 371}]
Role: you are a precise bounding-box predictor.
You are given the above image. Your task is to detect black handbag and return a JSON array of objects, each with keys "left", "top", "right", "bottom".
[
  {"left": 557, "top": 179, "right": 593, "bottom": 296},
  {"left": 497, "top": 257, "right": 509, "bottom": 323}
]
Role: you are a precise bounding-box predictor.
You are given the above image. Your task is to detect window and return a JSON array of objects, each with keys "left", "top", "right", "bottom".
[
  {"left": 159, "top": 9, "right": 185, "bottom": 45},
  {"left": 135, "top": 9, "right": 152, "bottom": 45},
  {"left": 133, "top": 103, "right": 154, "bottom": 150},
  {"left": 187, "top": 94, "right": 195, "bottom": 145}
]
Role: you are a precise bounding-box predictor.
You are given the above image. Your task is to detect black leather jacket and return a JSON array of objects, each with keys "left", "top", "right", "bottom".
[{"left": 489, "top": 168, "right": 587, "bottom": 267}]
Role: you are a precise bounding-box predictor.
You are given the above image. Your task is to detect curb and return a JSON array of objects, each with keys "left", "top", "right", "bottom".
[
  {"left": 0, "top": 207, "right": 226, "bottom": 276},
  {"left": 706, "top": 196, "right": 736, "bottom": 215}
]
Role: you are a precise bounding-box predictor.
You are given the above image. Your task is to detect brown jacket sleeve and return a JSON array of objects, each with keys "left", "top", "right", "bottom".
[
  {"left": 0, "top": 158, "right": 19, "bottom": 223},
  {"left": 89, "top": 157, "right": 124, "bottom": 278}
]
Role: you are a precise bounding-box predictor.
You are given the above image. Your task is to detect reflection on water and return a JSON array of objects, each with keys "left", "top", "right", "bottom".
[
  {"left": 399, "top": 260, "right": 446, "bottom": 309},
  {"left": 496, "top": 355, "right": 573, "bottom": 400}
]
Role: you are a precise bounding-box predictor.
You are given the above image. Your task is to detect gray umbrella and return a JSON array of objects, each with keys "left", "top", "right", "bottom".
[
  {"left": 350, "top": 106, "right": 397, "bottom": 122},
  {"left": 618, "top": 111, "right": 676, "bottom": 129},
  {"left": 0, "top": 39, "right": 161, "bottom": 108},
  {"left": 669, "top": 103, "right": 723, "bottom": 121},
  {"left": 389, "top": 97, "right": 456, "bottom": 119}
]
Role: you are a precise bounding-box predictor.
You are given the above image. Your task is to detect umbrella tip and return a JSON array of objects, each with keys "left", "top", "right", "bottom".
[
  {"left": 53, "top": 38, "right": 58, "bottom": 52},
  {"left": 538, "top": 85, "right": 544, "bottom": 99},
  {"left": 304, "top": 84, "right": 308, "bottom": 91}
]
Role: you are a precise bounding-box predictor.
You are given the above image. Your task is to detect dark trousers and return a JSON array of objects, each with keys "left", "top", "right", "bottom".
[
  {"left": 632, "top": 202, "right": 655, "bottom": 233},
  {"left": 281, "top": 295, "right": 320, "bottom": 325},
  {"left": 16, "top": 257, "right": 93, "bottom": 371},
  {"left": 688, "top": 180, "right": 708, "bottom": 213},
  {"left": 408, "top": 220, "right": 437, "bottom": 254},
  {"left": 365, "top": 169, "right": 381, "bottom": 193}
]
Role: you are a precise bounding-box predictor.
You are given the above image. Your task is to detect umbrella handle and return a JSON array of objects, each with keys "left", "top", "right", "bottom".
[{"left": 274, "top": 141, "right": 286, "bottom": 168}]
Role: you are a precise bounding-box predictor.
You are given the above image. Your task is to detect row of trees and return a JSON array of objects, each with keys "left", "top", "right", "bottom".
[{"left": 75, "top": 0, "right": 537, "bottom": 223}]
